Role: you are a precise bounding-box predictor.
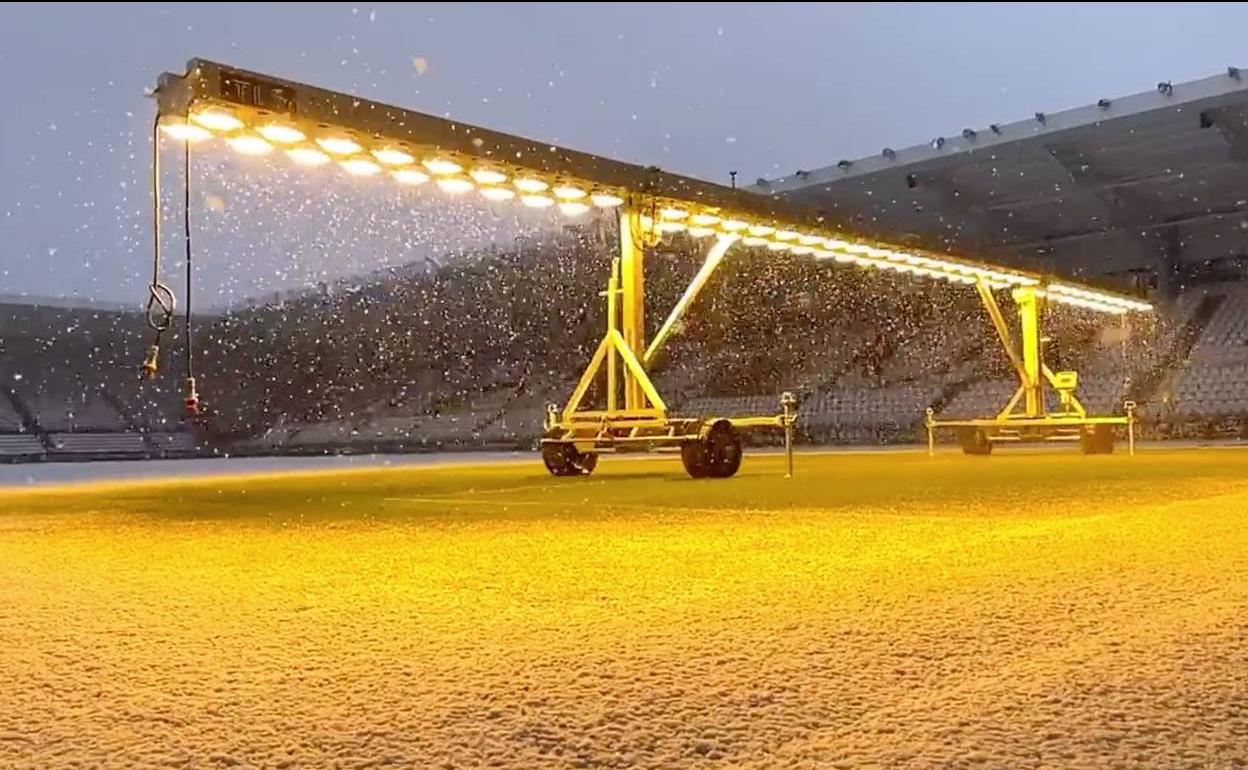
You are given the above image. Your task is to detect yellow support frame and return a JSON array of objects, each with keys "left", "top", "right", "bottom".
[
  {"left": 551, "top": 207, "right": 790, "bottom": 453},
  {"left": 143, "top": 58, "right": 1152, "bottom": 471},
  {"left": 559, "top": 208, "right": 668, "bottom": 427},
  {"left": 929, "top": 280, "right": 1132, "bottom": 453},
  {"left": 619, "top": 209, "right": 646, "bottom": 411}
]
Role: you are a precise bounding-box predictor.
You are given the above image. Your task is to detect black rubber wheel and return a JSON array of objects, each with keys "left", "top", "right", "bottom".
[
  {"left": 959, "top": 427, "right": 993, "bottom": 455},
  {"left": 680, "top": 439, "right": 711, "bottom": 478},
  {"left": 574, "top": 451, "right": 599, "bottom": 474},
  {"left": 706, "top": 421, "right": 743, "bottom": 477},
  {"left": 1080, "top": 424, "right": 1115, "bottom": 455},
  {"left": 541, "top": 432, "right": 599, "bottom": 476}
]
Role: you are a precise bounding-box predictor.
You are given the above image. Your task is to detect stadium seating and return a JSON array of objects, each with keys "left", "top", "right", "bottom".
[
  {"left": 681, "top": 394, "right": 785, "bottom": 417},
  {"left": 2, "top": 245, "right": 1248, "bottom": 458},
  {"left": 0, "top": 433, "right": 45, "bottom": 462},
  {"left": 935, "top": 379, "right": 1019, "bottom": 421},
  {"left": 477, "top": 399, "right": 548, "bottom": 446},
  {"left": 806, "top": 383, "right": 941, "bottom": 428},
  {"left": 23, "top": 389, "right": 126, "bottom": 432},
  {"left": 1190, "top": 285, "right": 1248, "bottom": 360},
  {"left": 46, "top": 432, "right": 146, "bottom": 459},
  {"left": 0, "top": 394, "right": 25, "bottom": 432},
  {"left": 148, "top": 431, "right": 199, "bottom": 458},
  {"left": 1151, "top": 285, "right": 1248, "bottom": 426},
  {"left": 1172, "top": 362, "right": 1248, "bottom": 417}
]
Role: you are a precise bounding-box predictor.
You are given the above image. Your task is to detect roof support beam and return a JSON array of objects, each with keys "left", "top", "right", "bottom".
[
  {"left": 1206, "top": 106, "right": 1248, "bottom": 162},
  {"left": 985, "top": 202, "right": 1248, "bottom": 255},
  {"left": 983, "top": 143, "right": 1165, "bottom": 267},
  {"left": 1039, "top": 143, "right": 1159, "bottom": 231},
  {"left": 912, "top": 170, "right": 1002, "bottom": 249}
]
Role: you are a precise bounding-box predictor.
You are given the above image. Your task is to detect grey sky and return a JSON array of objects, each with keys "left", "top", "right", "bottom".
[{"left": 1, "top": 2, "right": 1245, "bottom": 302}]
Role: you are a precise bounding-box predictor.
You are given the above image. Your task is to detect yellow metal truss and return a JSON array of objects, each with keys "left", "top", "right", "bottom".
[{"left": 560, "top": 210, "right": 669, "bottom": 426}]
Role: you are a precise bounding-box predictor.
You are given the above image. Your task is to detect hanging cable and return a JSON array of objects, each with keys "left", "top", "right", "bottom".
[
  {"left": 143, "top": 115, "right": 176, "bottom": 378},
  {"left": 183, "top": 139, "right": 200, "bottom": 416},
  {"left": 625, "top": 195, "right": 662, "bottom": 249}
]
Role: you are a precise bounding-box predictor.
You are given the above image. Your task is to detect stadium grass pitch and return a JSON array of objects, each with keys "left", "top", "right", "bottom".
[{"left": 2, "top": 448, "right": 1248, "bottom": 768}]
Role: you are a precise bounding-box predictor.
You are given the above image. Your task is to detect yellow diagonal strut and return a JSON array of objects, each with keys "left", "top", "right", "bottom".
[
  {"left": 644, "top": 233, "right": 737, "bottom": 367},
  {"left": 975, "top": 279, "right": 1028, "bottom": 386},
  {"left": 976, "top": 280, "right": 1047, "bottom": 418}
]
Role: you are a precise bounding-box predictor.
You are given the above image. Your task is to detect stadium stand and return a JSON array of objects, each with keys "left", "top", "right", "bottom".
[
  {"left": 3, "top": 263, "right": 1248, "bottom": 458},
  {"left": 1163, "top": 284, "right": 1248, "bottom": 427},
  {"left": 0, "top": 433, "right": 45, "bottom": 462},
  {"left": 0, "top": 389, "right": 26, "bottom": 433},
  {"left": 46, "top": 432, "right": 146, "bottom": 459},
  {"left": 0, "top": 300, "right": 198, "bottom": 461},
  {"left": 22, "top": 386, "right": 126, "bottom": 433},
  {"left": 149, "top": 431, "right": 200, "bottom": 458},
  {"left": 0, "top": 383, "right": 44, "bottom": 462}
]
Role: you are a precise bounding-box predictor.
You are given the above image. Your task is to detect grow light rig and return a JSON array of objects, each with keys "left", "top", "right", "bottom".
[{"left": 146, "top": 59, "right": 1151, "bottom": 476}]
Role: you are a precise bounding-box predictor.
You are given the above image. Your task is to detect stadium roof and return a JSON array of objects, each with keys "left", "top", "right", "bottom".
[{"left": 758, "top": 68, "right": 1248, "bottom": 286}]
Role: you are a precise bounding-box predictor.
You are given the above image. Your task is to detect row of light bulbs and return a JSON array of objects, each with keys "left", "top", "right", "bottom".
[
  {"left": 638, "top": 211, "right": 1146, "bottom": 314},
  {"left": 159, "top": 107, "right": 626, "bottom": 216},
  {"left": 160, "top": 106, "right": 1149, "bottom": 316},
  {"left": 1043, "top": 282, "right": 1152, "bottom": 313}
]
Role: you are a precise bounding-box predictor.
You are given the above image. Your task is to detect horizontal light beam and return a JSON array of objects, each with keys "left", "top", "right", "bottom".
[{"left": 155, "top": 58, "right": 1152, "bottom": 315}]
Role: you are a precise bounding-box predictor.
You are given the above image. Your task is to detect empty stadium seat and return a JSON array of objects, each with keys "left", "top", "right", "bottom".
[
  {"left": 47, "top": 433, "right": 146, "bottom": 459},
  {"left": 0, "top": 392, "right": 25, "bottom": 432},
  {"left": 149, "top": 431, "right": 199, "bottom": 457},
  {"left": 0, "top": 433, "right": 45, "bottom": 462}
]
